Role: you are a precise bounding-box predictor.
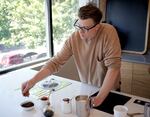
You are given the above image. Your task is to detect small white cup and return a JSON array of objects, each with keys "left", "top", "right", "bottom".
[
  {"left": 61, "top": 98, "right": 72, "bottom": 114},
  {"left": 39, "top": 96, "right": 49, "bottom": 109},
  {"left": 114, "top": 105, "right": 128, "bottom": 117}
]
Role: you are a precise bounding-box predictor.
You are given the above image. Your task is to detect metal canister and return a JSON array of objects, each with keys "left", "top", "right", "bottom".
[
  {"left": 75, "top": 95, "right": 90, "bottom": 117},
  {"left": 144, "top": 102, "right": 150, "bottom": 117}
]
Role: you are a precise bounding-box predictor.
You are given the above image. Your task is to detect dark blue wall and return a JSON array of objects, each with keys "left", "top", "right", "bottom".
[{"left": 106, "top": 0, "right": 149, "bottom": 54}]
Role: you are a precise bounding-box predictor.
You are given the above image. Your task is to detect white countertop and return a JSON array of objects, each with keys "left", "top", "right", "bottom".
[{"left": 0, "top": 68, "right": 149, "bottom": 117}]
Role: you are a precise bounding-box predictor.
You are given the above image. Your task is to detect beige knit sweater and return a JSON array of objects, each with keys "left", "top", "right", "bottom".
[{"left": 43, "top": 23, "right": 121, "bottom": 88}]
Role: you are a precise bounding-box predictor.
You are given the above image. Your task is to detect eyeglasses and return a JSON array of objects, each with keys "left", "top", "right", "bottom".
[{"left": 74, "top": 19, "right": 98, "bottom": 32}]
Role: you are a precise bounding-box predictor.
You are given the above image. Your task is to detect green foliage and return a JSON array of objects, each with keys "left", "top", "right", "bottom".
[
  {"left": 52, "top": 0, "right": 78, "bottom": 44},
  {"left": 0, "top": 0, "right": 78, "bottom": 49},
  {"left": 0, "top": 0, "right": 45, "bottom": 49},
  {"left": 0, "top": 0, "right": 11, "bottom": 40}
]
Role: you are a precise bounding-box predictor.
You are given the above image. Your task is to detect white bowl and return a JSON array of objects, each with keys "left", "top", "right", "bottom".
[{"left": 20, "top": 100, "right": 34, "bottom": 111}]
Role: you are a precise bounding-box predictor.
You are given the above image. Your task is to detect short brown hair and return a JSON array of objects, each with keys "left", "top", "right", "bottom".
[{"left": 78, "top": 3, "right": 102, "bottom": 24}]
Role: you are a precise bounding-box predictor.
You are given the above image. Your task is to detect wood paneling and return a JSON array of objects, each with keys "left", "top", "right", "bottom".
[
  {"left": 121, "top": 62, "right": 132, "bottom": 94},
  {"left": 121, "top": 61, "right": 150, "bottom": 99},
  {"left": 132, "top": 63, "right": 150, "bottom": 98}
]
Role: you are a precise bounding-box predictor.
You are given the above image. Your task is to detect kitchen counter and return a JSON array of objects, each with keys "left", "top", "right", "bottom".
[{"left": 0, "top": 68, "right": 150, "bottom": 117}]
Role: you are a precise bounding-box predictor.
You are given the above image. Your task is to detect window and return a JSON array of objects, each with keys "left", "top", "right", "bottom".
[
  {"left": 0, "top": 0, "right": 49, "bottom": 72},
  {"left": 52, "top": 0, "right": 78, "bottom": 53},
  {"left": 0, "top": 0, "right": 96, "bottom": 73}
]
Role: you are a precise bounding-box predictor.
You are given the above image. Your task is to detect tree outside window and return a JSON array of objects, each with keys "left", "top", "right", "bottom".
[{"left": 0, "top": 0, "right": 78, "bottom": 70}]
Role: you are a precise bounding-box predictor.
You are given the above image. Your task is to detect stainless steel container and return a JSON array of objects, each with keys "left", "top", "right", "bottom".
[
  {"left": 144, "top": 102, "right": 150, "bottom": 117},
  {"left": 75, "top": 95, "right": 90, "bottom": 117}
]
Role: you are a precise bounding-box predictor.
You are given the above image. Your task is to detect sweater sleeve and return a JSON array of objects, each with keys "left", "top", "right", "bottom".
[
  {"left": 42, "top": 37, "right": 73, "bottom": 74},
  {"left": 103, "top": 25, "right": 121, "bottom": 69}
]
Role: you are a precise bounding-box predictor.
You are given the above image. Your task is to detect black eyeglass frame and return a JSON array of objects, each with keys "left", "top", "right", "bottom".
[{"left": 74, "top": 19, "right": 98, "bottom": 32}]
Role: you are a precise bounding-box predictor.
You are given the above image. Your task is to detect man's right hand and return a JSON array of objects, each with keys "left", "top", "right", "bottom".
[{"left": 21, "top": 80, "right": 34, "bottom": 96}]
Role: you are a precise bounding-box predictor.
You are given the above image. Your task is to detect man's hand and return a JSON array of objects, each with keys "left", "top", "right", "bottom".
[
  {"left": 91, "top": 96, "right": 103, "bottom": 107},
  {"left": 21, "top": 80, "right": 34, "bottom": 96}
]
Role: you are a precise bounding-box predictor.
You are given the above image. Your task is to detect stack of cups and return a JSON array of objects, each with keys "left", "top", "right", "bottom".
[
  {"left": 113, "top": 105, "right": 128, "bottom": 117},
  {"left": 144, "top": 103, "right": 150, "bottom": 117}
]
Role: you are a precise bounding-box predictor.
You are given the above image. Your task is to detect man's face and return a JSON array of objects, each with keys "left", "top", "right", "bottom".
[{"left": 74, "top": 18, "right": 99, "bottom": 40}]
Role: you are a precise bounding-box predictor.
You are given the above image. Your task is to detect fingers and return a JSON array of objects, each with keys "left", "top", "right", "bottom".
[
  {"left": 91, "top": 97, "right": 96, "bottom": 107},
  {"left": 23, "top": 91, "right": 29, "bottom": 96},
  {"left": 22, "top": 81, "right": 30, "bottom": 96},
  {"left": 91, "top": 96, "right": 104, "bottom": 107},
  {"left": 91, "top": 97, "right": 99, "bottom": 107}
]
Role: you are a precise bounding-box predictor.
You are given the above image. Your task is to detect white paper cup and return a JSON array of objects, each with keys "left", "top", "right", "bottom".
[
  {"left": 114, "top": 105, "right": 128, "bottom": 117},
  {"left": 61, "top": 98, "right": 72, "bottom": 114},
  {"left": 39, "top": 96, "right": 49, "bottom": 109}
]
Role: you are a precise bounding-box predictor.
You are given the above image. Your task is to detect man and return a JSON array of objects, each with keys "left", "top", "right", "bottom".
[{"left": 22, "top": 3, "right": 121, "bottom": 107}]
